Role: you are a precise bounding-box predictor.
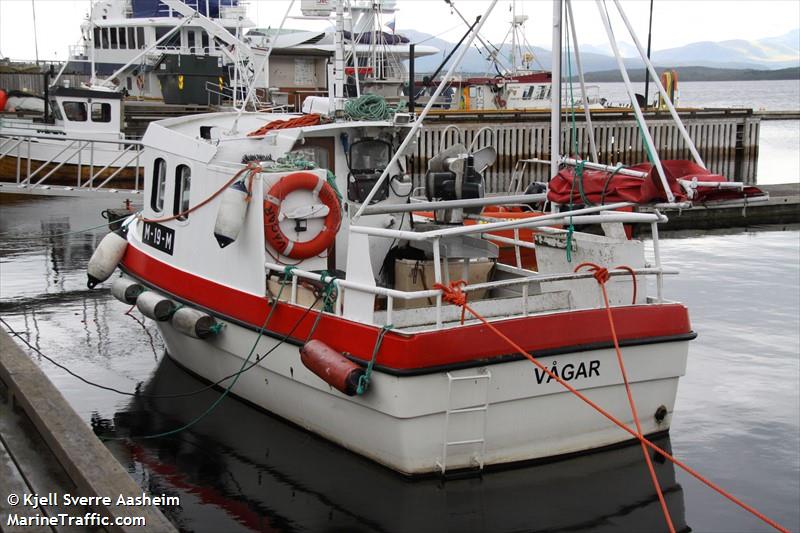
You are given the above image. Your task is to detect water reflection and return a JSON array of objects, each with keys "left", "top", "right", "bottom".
[{"left": 98, "top": 356, "right": 688, "bottom": 533}]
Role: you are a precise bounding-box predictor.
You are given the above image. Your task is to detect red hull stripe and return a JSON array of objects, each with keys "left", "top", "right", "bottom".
[{"left": 121, "top": 245, "right": 693, "bottom": 371}]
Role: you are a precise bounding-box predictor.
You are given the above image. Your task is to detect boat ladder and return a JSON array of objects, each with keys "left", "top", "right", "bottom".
[{"left": 435, "top": 369, "right": 492, "bottom": 475}]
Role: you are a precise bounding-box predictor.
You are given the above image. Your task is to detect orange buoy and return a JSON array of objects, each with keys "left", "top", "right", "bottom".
[{"left": 0, "top": 89, "right": 7, "bottom": 112}]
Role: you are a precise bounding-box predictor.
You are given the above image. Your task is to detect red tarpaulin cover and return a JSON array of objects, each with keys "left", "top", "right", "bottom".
[{"left": 547, "top": 160, "right": 765, "bottom": 205}]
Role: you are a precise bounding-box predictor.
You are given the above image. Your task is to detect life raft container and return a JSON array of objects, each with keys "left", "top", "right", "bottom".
[{"left": 263, "top": 171, "right": 341, "bottom": 260}]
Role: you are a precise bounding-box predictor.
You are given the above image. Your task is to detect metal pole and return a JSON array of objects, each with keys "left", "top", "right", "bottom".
[
  {"left": 31, "top": 0, "right": 40, "bottom": 66},
  {"left": 595, "top": 0, "right": 675, "bottom": 203},
  {"left": 352, "top": 0, "right": 499, "bottom": 220},
  {"left": 347, "top": 0, "right": 361, "bottom": 98},
  {"left": 549, "top": 0, "right": 562, "bottom": 181},
  {"left": 613, "top": 0, "right": 706, "bottom": 168},
  {"left": 334, "top": 0, "right": 346, "bottom": 112},
  {"left": 89, "top": 16, "right": 96, "bottom": 85},
  {"left": 408, "top": 43, "right": 416, "bottom": 112},
  {"left": 565, "top": 0, "right": 598, "bottom": 163},
  {"left": 643, "top": 0, "right": 653, "bottom": 107}
]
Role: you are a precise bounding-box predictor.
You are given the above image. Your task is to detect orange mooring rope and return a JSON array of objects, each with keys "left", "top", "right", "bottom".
[
  {"left": 434, "top": 278, "right": 788, "bottom": 533},
  {"left": 575, "top": 262, "right": 673, "bottom": 533}
]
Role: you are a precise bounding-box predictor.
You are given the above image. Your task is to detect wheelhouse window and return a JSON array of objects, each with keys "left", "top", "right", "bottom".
[
  {"left": 137, "top": 27, "right": 145, "bottom": 49},
  {"left": 127, "top": 28, "right": 135, "bottom": 49},
  {"left": 62, "top": 101, "right": 87, "bottom": 122},
  {"left": 93, "top": 28, "right": 101, "bottom": 48},
  {"left": 151, "top": 158, "right": 167, "bottom": 212},
  {"left": 110, "top": 27, "right": 118, "bottom": 49},
  {"left": 101, "top": 28, "right": 110, "bottom": 49},
  {"left": 173, "top": 165, "right": 191, "bottom": 220},
  {"left": 91, "top": 103, "right": 111, "bottom": 122}
]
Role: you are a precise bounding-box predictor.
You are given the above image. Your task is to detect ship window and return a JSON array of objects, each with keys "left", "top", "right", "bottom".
[
  {"left": 93, "top": 28, "right": 101, "bottom": 48},
  {"left": 127, "top": 28, "right": 135, "bottom": 49},
  {"left": 201, "top": 31, "right": 209, "bottom": 51},
  {"left": 63, "top": 101, "right": 87, "bottom": 122},
  {"left": 151, "top": 158, "right": 167, "bottom": 212},
  {"left": 187, "top": 30, "right": 196, "bottom": 51},
  {"left": 137, "top": 27, "right": 145, "bottom": 49},
  {"left": 173, "top": 165, "right": 191, "bottom": 220},
  {"left": 110, "top": 27, "right": 118, "bottom": 49},
  {"left": 91, "top": 103, "right": 111, "bottom": 123},
  {"left": 101, "top": 28, "right": 110, "bottom": 49},
  {"left": 119, "top": 27, "right": 127, "bottom": 48}
]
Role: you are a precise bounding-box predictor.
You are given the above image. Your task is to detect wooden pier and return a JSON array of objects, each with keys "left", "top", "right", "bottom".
[
  {"left": 414, "top": 107, "right": 764, "bottom": 190},
  {"left": 0, "top": 329, "right": 176, "bottom": 533}
]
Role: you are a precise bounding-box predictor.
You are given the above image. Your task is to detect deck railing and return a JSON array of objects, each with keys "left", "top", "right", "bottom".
[{"left": 265, "top": 204, "right": 675, "bottom": 330}]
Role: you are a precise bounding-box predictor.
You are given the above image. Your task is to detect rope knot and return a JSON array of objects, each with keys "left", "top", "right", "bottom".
[
  {"left": 433, "top": 280, "right": 468, "bottom": 307},
  {"left": 575, "top": 262, "right": 610, "bottom": 284}
]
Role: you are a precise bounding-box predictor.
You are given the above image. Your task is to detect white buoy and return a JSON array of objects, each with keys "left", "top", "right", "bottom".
[
  {"left": 214, "top": 179, "right": 250, "bottom": 248},
  {"left": 171, "top": 307, "right": 221, "bottom": 339},
  {"left": 110, "top": 277, "right": 145, "bottom": 304},
  {"left": 87, "top": 231, "right": 128, "bottom": 289},
  {"left": 136, "top": 291, "right": 175, "bottom": 321}
]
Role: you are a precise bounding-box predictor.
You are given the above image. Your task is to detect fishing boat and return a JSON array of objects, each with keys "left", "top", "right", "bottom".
[{"left": 84, "top": 0, "right": 766, "bottom": 476}]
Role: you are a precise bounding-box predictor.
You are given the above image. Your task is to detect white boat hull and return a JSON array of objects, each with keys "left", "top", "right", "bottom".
[{"left": 156, "top": 317, "right": 687, "bottom": 475}]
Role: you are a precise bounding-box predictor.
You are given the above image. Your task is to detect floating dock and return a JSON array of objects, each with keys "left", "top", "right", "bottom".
[{"left": 0, "top": 329, "right": 176, "bottom": 533}]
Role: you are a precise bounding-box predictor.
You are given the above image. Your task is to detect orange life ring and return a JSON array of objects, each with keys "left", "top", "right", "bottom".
[{"left": 263, "top": 172, "right": 341, "bottom": 259}]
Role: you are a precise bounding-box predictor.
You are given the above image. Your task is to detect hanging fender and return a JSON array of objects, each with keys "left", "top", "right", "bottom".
[{"left": 263, "top": 172, "right": 341, "bottom": 260}]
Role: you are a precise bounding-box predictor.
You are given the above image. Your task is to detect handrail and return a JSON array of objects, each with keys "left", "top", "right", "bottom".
[
  {"left": 351, "top": 203, "right": 662, "bottom": 242},
  {"left": 0, "top": 132, "right": 144, "bottom": 146}
]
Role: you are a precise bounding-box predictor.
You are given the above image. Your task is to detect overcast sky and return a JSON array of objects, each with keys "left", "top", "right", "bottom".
[{"left": 1, "top": 0, "right": 798, "bottom": 61}]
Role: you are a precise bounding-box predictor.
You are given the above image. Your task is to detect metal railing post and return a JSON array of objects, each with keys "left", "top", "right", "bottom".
[{"left": 651, "top": 219, "right": 663, "bottom": 303}]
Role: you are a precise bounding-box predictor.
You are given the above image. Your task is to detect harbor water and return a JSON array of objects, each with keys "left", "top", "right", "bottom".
[{"left": 0, "top": 194, "right": 798, "bottom": 533}]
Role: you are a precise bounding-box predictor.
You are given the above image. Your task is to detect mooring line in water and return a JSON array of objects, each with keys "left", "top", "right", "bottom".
[
  {"left": 575, "top": 262, "right": 674, "bottom": 533},
  {"left": 434, "top": 280, "right": 789, "bottom": 533}
]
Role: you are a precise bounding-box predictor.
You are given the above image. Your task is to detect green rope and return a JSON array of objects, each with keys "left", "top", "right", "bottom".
[
  {"left": 326, "top": 170, "right": 343, "bottom": 203},
  {"left": 282, "top": 265, "right": 297, "bottom": 281},
  {"left": 357, "top": 324, "right": 393, "bottom": 395},
  {"left": 344, "top": 94, "right": 406, "bottom": 121},
  {"left": 319, "top": 270, "right": 338, "bottom": 313}
]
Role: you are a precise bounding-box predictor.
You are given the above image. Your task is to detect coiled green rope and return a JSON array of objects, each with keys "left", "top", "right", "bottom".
[{"left": 344, "top": 94, "right": 407, "bottom": 121}]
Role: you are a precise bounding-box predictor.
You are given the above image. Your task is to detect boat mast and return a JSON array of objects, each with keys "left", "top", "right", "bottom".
[
  {"left": 595, "top": 0, "right": 674, "bottom": 202},
  {"left": 511, "top": 0, "right": 517, "bottom": 75},
  {"left": 549, "top": 0, "right": 562, "bottom": 181},
  {"left": 333, "top": 0, "right": 346, "bottom": 113},
  {"left": 565, "top": 0, "right": 598, "bottom": 162}
]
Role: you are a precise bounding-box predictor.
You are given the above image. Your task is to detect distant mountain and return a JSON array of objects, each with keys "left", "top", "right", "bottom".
[
  {"left": 402, "top": 28, "right": 800, "bottom": 73},
  {"left": 581, "top": 66, "right": 800, "bottom": 83}
]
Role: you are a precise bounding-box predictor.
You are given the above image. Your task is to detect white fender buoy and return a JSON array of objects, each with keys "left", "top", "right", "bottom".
[
  {"left": 171, "top": 307, "right": 220, "bottom": 339},
  {"left": 110, "top": 277, "right": 145, "bottom": 304},
  {"left": 136, "top": 291, "right": 175, "bottom": 321},
  {"left": 214, "top": 180, "right": 249, "bottom": 248},
  {"left": 87, "top": 231, "right": 128, "bottom": 289}
]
